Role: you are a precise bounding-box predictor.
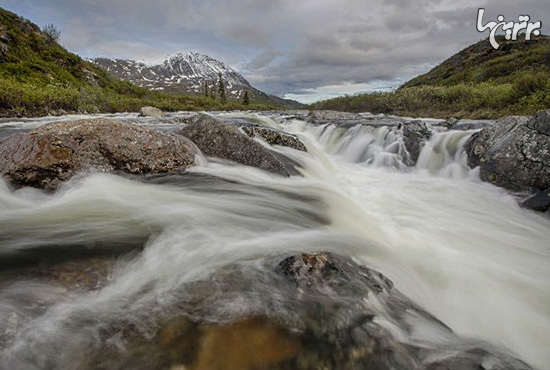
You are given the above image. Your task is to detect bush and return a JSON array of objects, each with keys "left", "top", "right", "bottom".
[
  {"left": 514, "top": 72, "right": 550, "bottom": 98},
  {"left": 42, "top": 24, "right": 60, "bottom": 44}
]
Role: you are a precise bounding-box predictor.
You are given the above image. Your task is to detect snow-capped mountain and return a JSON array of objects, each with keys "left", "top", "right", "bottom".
[{"left": 90, "top": 52, "right": 302, "bottom": 107}]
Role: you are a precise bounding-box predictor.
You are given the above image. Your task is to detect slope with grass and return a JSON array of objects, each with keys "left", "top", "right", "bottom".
[
  {"left": 312, "top": 35, "right": 550, "bottom": 119},
  {"left": 0, "top": 8, "right": 274, "bottom": 117}
]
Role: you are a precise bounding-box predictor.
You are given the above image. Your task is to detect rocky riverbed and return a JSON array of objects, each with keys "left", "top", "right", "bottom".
[{"left": 0, "top": 110, "right": 548, "bottom": 369}]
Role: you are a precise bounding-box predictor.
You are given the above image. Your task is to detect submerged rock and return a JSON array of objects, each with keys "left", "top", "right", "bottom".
[
  {"left": 277, "top": 252, "right": 532, "bottom": 369},
  {"left": 239, "top": 124, "right": 307, "bottom": 152},
  {"left": 465, "top": 111, "right": 550, "bottom": 191},
  {"left": 6, "top": 252, "right": 533, "bottom": 370},
  {"left": 522, "top": 190, "right": 550, "bottom": 213},
  {"left": 177, "top": 115, "right": 291, "bottom": 176},
  {"left": 0, "top": 118, "right": 198, "bottom": 190},
  {"left": 139, "top": 106, "right": 164, "bottom": 117}
]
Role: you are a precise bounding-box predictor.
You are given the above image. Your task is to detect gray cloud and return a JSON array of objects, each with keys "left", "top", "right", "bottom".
[{"left": 1, "top": 0, "right": 548, "bottom": 101}]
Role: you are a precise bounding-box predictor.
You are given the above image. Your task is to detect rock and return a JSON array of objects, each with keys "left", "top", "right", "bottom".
[
  {"left": 449, "top": 120, "right": 493, "bottom": 131},
  {"left": 191, "top": 318, "right": 300, "bottom": 370},
  {"left": 274, "top": 252, "right": 532, "bottom": 369},
  {"left": 440, "top": 117, "right": 459, "bottom": 128},
  {"left": 465, "top": 112, "right": 550, "bottom": 191},
  {"left": 526, "top": 109, "right": 550, "bottom": 135},
  {"left": 402, "top": 120, "right": 432, "bottom": 165},
  {"left": 29, "top": 252, "right": 532, "bottom": 370},
  {"left": 47, "top": 108, "right": 67, "bottom": 117},
  {"left": 177, "top": 115, "right": 290, "bottom": 176},
  {"left": 29, "top": 258, "right": 117, "bottom": 291},
  {"left": 239, "top": 124, "right": 307, "bottom": 152},
  {"left": 522, "top": 190, "right": 550, "bottom": 212},
  {"left": 0, "top": 118, "right": 198, "bottom": 190},
  {"left": 139, "top": 106, "right": 164, "bottom": 117},
  {"left": 306, "top": 110, "right": 361, "bottom": 123}
]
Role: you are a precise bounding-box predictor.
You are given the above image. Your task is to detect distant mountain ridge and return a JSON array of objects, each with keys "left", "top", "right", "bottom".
[
  {"left": 91, "top": 53, "right": 303, "bottom": 108},
  {"left": 0, "top": 7, "right": 288, "bottom": 117}
]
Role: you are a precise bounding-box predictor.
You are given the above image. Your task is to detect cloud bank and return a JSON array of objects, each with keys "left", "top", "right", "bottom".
[{"left": 2, "top": 0, "right": 548, "bottom": 102}]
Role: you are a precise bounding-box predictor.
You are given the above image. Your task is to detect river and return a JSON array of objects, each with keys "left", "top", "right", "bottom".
[{"left": 0, "top": 111, "right": 548, "bottom": 369}]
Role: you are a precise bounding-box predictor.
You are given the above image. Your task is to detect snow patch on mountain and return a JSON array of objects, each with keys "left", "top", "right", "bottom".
[{"left": 90, "top": 52, "right": 250, "bottom": 95}]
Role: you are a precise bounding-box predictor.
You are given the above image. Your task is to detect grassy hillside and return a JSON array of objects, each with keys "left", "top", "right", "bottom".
[
  {"left": 0, "top": 8, "right": 274, "bottom": 117},
  {"left": 312, "top": 35, "right": 550, "bottom": 119}
]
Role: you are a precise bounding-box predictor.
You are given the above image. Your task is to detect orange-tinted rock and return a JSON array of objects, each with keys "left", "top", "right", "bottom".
[
  {"left": 193, "top": 317, "right": 300, "bottom": 370},
  {"left": 0, "top": 118, "right": 198, "bottom": 190}
]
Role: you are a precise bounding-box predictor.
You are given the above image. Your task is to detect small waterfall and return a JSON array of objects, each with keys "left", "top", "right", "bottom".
[
  {"left": 283, "top": 120, "right": 409, "bottom": 169},
  {"left": 282, "top": 117, "right": 478, "bottom": 180},
  {"left": 416, "top": 130, "right": 476, "bottom": 179}
]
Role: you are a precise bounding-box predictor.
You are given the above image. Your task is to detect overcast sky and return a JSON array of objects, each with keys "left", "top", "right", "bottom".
[{"left": 1, "top": 0, "right": 548, "bottom": 102}]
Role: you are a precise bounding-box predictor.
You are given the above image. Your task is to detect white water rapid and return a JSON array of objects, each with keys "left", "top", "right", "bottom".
[{"left": 0, "top": 112, "right": 548, "bottom": 369}]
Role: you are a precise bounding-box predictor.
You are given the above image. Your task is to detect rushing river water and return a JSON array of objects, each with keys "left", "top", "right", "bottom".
[{"left": 0, "top": 112, "right": 549, "bottom": 369}]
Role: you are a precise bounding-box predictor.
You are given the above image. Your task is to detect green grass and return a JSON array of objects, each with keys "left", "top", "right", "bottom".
[
  {"left": 0, "top": 8, "right": 274, "bottom": 117},
  {"left": 312, "top": 36, "right": 550, "bottom": 119},
  {"left": 0, "top": 77, "right": 274, "bottom": 117},
  {"left": 311, "top": 80, "right": 550, "bottom": 119}
]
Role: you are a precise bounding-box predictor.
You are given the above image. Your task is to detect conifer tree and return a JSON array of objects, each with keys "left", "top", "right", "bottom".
[
  {"left": 209, "top": 84, "right": 216, "bottom": 100},
  {"left": 218, "top": 72, "right": 226, "bottom": 104},
  {"left": 243, "top": 90, "right": 250, "bottom": 105},
  {"left": 203, "top": 81, "right": 208, "bottom": 97}
]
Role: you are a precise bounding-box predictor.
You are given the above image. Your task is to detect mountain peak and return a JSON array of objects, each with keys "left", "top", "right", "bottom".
[
  {"left": 90, "top": 52, "right": 304, "bottom": 107},
  {"left": 91, "top": 51, "right": 251, "bottom": 95}
]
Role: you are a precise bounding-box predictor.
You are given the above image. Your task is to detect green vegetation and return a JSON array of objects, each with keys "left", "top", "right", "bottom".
[
  {"left": 42, "top": 23, "right": 60, "bottom": 44},
  {"left": 312, "top": 35, "right": 550, "bottom": 119},
  {"left": 0, "top": 8, "right": 274, "bottom": 117},
  {"left": 217, "top": 72, "right": 227, "bottom": 104}
]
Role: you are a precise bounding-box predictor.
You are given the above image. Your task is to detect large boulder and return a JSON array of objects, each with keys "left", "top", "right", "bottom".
[
  {"left": 273, "top": 252, "right": 532, "bottom": 369},
  {"left": 3, "top": 252, "right": 532, "bottom": 369},
  {"left": 0, "top": 118, "right": 198, "bottom": 190},
  {"left": 239, "top": 124, "right": 307, "bottom": 152},
  {"left": 465, "top": 111, "right": 550, "bottom": 191},
  {"left": 177, "top": 115, "right": 291, "bottom": 176},
  {"left": 402, "top": 120, "right": 432, "bottom": 165},
  {"left": 64, "top": 252, "right": 531, "bottom": 369},
  {"left": 139, "top": 106, "right": 164, "bottom": 117}
]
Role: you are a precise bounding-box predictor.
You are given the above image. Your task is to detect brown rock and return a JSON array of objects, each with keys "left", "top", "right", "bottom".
[
  {"left": 193, "top": 318, "right": 300, "bottom": 370},
  {"left": 0, "top": 118, "right": 198, "bottom": 190}
]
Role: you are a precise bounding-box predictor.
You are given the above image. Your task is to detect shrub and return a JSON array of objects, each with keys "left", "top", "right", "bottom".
[{"left": 42, "top": 24, "right": 60, "bottom": 44}]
